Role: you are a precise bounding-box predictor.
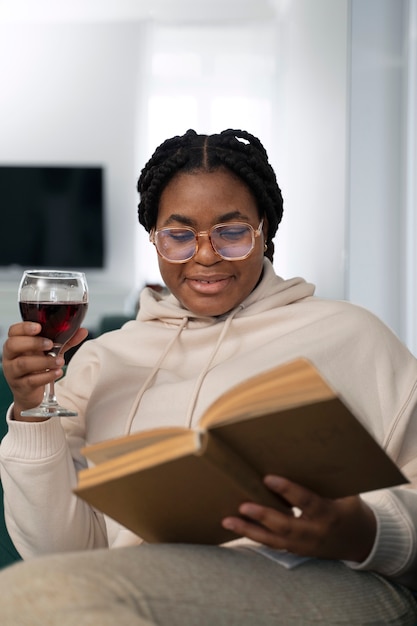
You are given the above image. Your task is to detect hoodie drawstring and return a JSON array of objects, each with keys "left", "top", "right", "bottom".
[
  {"left": 184, "top": 305, "right": 243, "bottom": 428},
  {"left": 123, "top": 316, "right": 189, "bottom": 435},
  {"left": 123, "top": 305, "right": 243, "bottom": 435}
]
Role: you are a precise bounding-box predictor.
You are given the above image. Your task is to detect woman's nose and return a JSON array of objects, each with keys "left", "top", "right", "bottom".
[{"left": 193, "top": 232, "right": 220, "bottom": 264}]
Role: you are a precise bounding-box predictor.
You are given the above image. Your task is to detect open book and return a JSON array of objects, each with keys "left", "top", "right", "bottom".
[{"left": 74, "top": 358, "right": 407, "bottom": 544}]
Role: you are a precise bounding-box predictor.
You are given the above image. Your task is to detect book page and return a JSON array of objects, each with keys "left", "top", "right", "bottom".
[
  {"left": 78, "top": 430, "right": 202, "bottom": 485},
  {"left": 82, "top": 426, "right": 189, "bottom": 464},
  {"left": 200, "top": 358, "right": 335, "bottom": 429}
]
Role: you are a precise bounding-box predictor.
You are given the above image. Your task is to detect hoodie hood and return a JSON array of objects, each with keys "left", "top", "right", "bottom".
[{"left": 137, "top": 259, "right": 315, "bottom": 327}]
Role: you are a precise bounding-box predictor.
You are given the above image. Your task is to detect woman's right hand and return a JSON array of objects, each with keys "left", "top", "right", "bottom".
[{"left": 2, "top": 322, "right": 88, "bottom": 421}]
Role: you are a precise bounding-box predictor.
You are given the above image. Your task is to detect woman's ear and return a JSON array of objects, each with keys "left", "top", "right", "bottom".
[
  {"left": 261, "top": 215, "right": 274, "bottom": 261},
  {"left": 262, "top": 215, "right": 269, "bottom": 244}
]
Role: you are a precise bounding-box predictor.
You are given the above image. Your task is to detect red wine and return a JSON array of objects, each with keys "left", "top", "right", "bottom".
[{"left": 19, "top": 301, "right": 88, "bottom": 347}]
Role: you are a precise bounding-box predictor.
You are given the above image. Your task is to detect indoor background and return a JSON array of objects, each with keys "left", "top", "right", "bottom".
[{"left": 0, "top": 0, "right": 416, "bottom": 353}]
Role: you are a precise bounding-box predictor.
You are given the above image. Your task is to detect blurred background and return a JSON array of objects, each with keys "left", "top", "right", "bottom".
[{"left": 0, "top": 0, "right": 416, "bottom": 352}]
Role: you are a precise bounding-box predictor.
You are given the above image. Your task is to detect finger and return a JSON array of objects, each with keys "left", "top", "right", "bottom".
[
  {"left": 14, "top": 367, "right": 65, "bottom": 397},
  {"left": 3, "top": 335, "right": 54, "bottom": 360},
  {"left": 7, "top": 322, "right": 42, "bottom": 337},
  {"left": 7, "top": 354, "right": 65, "bottom": 416},
  {"left": 222, "top": 513, "right": 290, "bottom": 550},
  {"left": 239, "top": 501, "right": 299, "bottom": 536},
  {"left": 224, "top": 500, "right": 322, "bottom": 556},
  {"left": 12, "top": 354, "right": 65, "bottom": 380},
  {"left": 25, "top": 365, "right": 65, "bottom": 386},
  {"left": 263, "top": 475, "right": 323, "bottom": 519},
  {"left": 62, "top": 327, "right": 89, "bottom": 352}
]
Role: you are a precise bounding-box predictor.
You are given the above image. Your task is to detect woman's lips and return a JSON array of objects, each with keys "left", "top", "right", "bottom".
[{"left": 186, "top": 275, "right": 232, "bottom": 294}]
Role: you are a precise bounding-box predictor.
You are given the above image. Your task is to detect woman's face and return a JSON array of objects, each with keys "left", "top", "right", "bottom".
[{"left": 154, "top": 169, "right": 267, "bottom": 317}]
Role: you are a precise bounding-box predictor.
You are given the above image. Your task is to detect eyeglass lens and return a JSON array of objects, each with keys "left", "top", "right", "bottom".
[{"left": 155, "top": 223, "right": 256, "bottom": 261}]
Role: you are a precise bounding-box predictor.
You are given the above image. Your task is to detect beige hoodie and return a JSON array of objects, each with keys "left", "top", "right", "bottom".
[{"left": 1, "top": 260, "right": 417, "bottom": 589}]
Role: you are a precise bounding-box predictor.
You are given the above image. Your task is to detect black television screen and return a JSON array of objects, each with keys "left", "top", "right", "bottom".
[{"left": 0, "top": 165, "right": 105, "bottom": 269}]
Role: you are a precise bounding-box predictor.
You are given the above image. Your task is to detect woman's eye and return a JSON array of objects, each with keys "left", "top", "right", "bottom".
[
  {"left": 168, "top": 230, "right": 195, "bottom": 244},
  {"left": 218, "top": 226, "right": 248, "bottom": 241}
]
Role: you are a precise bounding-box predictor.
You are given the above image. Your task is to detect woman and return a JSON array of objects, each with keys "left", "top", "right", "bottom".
[{"left": 1, "top": 129, "right": 417, "bottom": 625}]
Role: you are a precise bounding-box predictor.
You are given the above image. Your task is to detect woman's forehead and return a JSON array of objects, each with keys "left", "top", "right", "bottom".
[{"left": 157, "top": 170, "right": 259, "bottom": 225}]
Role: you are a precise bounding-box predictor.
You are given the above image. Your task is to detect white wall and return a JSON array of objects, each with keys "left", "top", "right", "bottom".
[
  {"left": 404, "top": 0, "right": 417, "bottom": 353},
  {"left": 347, "top": 0, "right": 408, "bottom": 338},
  {"left": 135, "top": 20, "right": 280, "bottom": 288},
  {"left": 272, "top": 0, "right": 349, "bottom": 300},
  {"left": 122, "top": 5, "right": 350, "bottom": 303},
  {"left": 0, "top": 21, "right": 146, "bottom": 335},
  {"left": 132, "top": 3, "right": 350, "bottom": 300}
]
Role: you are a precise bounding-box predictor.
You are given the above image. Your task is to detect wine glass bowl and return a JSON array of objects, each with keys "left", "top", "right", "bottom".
[{"left": 18, "top": 270, "right": 89, "bottom": 417}]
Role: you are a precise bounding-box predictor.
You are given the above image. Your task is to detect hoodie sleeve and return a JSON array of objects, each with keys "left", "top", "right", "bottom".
[
  {"left": 0, "top": 342, "right": 109, "bottom": 558},
  {"left": 0, "top": 408, "right": 108, "bottom": 559},
  {"left": 345, "top": 487, "right": 417, "bottom": 589},
  {"left": 337, "top": 320, "right": 417, "bottom": 589}
]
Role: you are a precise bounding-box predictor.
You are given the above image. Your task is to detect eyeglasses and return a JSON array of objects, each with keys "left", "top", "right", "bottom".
[{"left": 150, "top": 219, "right": 264, "bottom": 263}]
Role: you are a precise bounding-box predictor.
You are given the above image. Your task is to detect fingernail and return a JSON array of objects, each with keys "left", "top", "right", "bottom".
[
  {"left": 239, "top": 503, "right": 259, "bottom": 516},
  {"left": 264, "top": 475, "right": 286, "bottom": 489},
  {"left": 222, "top": 518, "right": 235, "bottom": 530}
]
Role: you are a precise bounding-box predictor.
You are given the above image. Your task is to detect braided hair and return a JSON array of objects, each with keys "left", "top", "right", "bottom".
[{"left": 137, "top": 129, "right": 283, "bottom": 261}]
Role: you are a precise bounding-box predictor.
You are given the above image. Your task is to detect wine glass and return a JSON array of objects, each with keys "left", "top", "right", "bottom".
[{"left": 18, "top": 269, "right": 89, "bottom": 418}]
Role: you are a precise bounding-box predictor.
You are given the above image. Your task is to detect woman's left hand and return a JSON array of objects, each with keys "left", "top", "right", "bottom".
[{"left": 222, "top": 475, "right": 377, "bottom": 563}]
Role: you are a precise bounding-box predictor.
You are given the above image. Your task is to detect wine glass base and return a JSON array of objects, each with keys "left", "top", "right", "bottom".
[
  {"left": 20, "top": 406, "right": 78, "bottom": 418},
  {"left": 49, "top": 408, "right": 78, "bottom": 417}
]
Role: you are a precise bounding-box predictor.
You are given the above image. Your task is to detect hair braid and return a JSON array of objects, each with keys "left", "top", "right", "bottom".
[{"left": 137, "top": 129, "right": 283, "bottom": 261}]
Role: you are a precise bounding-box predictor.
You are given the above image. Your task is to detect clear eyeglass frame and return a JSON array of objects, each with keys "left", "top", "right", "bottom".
[{"left": 150, "top": 219, "right": 264, "bottom": 263}]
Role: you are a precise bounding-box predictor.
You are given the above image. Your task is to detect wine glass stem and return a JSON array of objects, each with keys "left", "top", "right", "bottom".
[
  {"left": 45, "top": 381, "right": 59, "bottom": 407},
  {"left": 43, "top": 347, "right": 62, "bottom": 408}
]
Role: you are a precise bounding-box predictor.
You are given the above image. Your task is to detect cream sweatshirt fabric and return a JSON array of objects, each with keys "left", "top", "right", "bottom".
[{"left": 1, "top": 259, "right": 417, "bottom": 589}]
